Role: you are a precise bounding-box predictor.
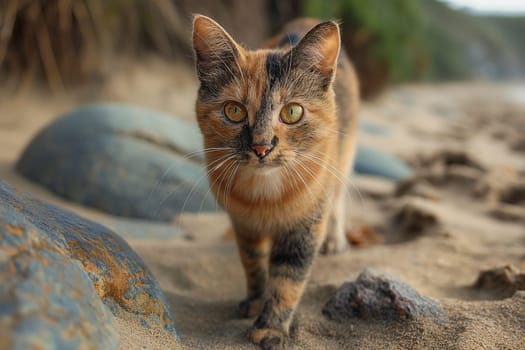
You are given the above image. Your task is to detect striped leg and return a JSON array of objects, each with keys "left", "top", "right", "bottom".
[
  {"left": 235, "top": 233, "right": 271, "bottom": 318},
  {"left": 249, "top": 226, "right": 321, "bottom": 348}
]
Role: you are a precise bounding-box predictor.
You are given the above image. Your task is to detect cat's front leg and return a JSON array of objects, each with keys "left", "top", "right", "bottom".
[
  {"left": 249, "top": 226, "right": 319, "bottom": 349},
  {"left": 320, "top": 187, "right": 348, "bottom": 254},
  {"left": 235, "top": 231, "right": 271, "bottom": 318}
]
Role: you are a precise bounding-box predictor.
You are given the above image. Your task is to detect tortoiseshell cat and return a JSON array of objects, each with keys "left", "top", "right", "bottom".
[{"left": 192, "top": 15, "right": 359, "bottom": 348}]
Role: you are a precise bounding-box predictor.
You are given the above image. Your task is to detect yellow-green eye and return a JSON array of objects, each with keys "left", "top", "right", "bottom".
[
  {"left": 223, "top": 101, "right": 247, "bottom": 122},
  {"left": 280, "top": 103, "right": 304, "bottom": 124}
]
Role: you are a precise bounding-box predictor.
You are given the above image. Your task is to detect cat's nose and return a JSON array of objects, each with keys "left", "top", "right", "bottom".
[{"left": 251, "top": 143, "right": 274, "bottom": 159}]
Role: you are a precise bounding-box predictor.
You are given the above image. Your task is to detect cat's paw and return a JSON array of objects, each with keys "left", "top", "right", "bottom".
[
  {"left": 249, "top": 327, "right": 287, "bottom": 350},
  {"left": 239, "top": 297, "right": 263, "bottom": 318},
  {"left": 319, "top": 233, "right": 348, "bottom": 255}
]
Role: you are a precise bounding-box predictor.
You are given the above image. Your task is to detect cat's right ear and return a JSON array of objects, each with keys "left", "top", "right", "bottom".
[{"left": 192, "top": 15, "right": 243, "bottom": 82}]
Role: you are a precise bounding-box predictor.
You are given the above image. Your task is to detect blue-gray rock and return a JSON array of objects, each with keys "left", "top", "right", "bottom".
[
  {"left": 16, "top": 104, "right": 215, "bottom": 221},
  {"left": 354, "top": 146, "right": 412, "bottom": 181},
  {"left": 323, "top": 268, "right": 446, "bottom": 323},
  {"left": 359, "top": 121, "right": 390, "bottom": 136},
  {"left": 0, "top": 181, "right": 180, "bottom": 348}
]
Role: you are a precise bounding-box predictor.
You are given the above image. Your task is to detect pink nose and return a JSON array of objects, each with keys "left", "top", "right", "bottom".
[{"left": 251, "top": 143, "right": 273, "bottom": 159}]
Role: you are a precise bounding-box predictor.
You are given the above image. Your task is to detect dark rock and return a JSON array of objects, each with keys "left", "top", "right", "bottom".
[
  {"left": 473, "top": 265, "right": 525, "bottom": 299},
  {"left": 489, "top": 204, "right": 525, "bottom": 223},
  {"left": 499, "top": 181, "right": 525, "bottom": 205},
  {"left": 442, "top": 165, "right": 484, "bottom": 186},
  {"left": 16, "top": 104, "right": 215, "bottom": 221},
  {"left": 395, "top": 178, "right": 441, "bottom": 201},
  {"left": 511, "top": 138, "right": 525, "bottom": 152},
  {"left": 323, "top": 269, "right": 446, "bottom": 323},
  {"left": 0, "top": 181, "right": 179, "bottom": 347},
  {"left": 426, "top": 150, "right": 485, "bottom": 171},
  {"left": 391, "top": 201, "right": 441, "bottom": 242}
]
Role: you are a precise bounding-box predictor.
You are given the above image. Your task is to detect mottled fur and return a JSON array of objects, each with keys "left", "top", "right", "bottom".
[{"left": 193, "top": 15, "right": 359, "bottom": 348}]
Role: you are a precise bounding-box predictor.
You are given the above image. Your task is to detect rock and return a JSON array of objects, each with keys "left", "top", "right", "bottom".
[
  {"left": 424, "top": 150, "right": 485, "bottom": 172},
  {"left": 442, "top": 165, "right": 484, "bottom": 186},
  {"left": 345, "top": 226, "right": 382, "bottom": 248},
  {"left": 323, "top": 269, "right": 446, "bottom": 323},
  {"left": 391, "top": 201, "right": 441, "bottom": 242},
  {"left": 395, "top": 178, "right": 441, "bottom": 201},
  {"left": 474, "top": 168, "right": 522, "bottom": 203},
  {"left": 0, "top": 181, "right": 179, "bottom": 348},
  {"left": 511, "top": 136, "right": 525, "bottom": 152},
  {"left": 16, "top": 104, "right": 215, "bottom": 221},
  {"left": 498, "top": 181, "right": 525, "bottom": 205},
  {"left": 489, "top": 204, "right": 525, "bottom": 223},
  {"left": 354, "top": 146, "right": 412, "bottom": 182},
  {"left": 473, "top": 265, "right": 525, "bottom": 299}
]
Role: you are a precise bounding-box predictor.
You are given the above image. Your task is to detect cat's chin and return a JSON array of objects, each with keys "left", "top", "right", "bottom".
[
  {"left": 253, "top": 165, "right": 281, "bottom": 175},
  {"left": 247, "top": 158, "right": 281, "bottom": 171}
]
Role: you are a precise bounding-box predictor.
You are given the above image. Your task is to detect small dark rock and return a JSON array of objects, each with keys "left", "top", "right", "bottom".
[
  {"left": 427, "top": 150, "right": 485, "bottom": 171},
  {"left": 473, "top": 265, "right": 525, "bottom": 298},
  {"left": 395, "top": 178, "right": 441, "bottom": 201},
  {"left": 489, "top": 204, "right": 525, "bottom": 223},
  {"left": 511, "top": 137, "right": 525, "bottom": 153},
  {"left": 323, "top": 269, "right": 446, "bottom": 323},
  {"left": 391, "top": 202, "right": 441, "bottom": 241},
  {"left": 442, "top": 165, "right": 484, "bottom": 186},
  {"left": 499, "top": 181, "right": 525, "bottom": 205}
]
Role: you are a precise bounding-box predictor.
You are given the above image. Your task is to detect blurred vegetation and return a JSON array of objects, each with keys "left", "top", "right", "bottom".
[
  {"left": 302, "top": 0, "right": 525, "bottom": 96},
  {"left": 303, "top": 0, "right": 427, "bottom": 96},
  {"left": 0, "top": 0, "right": 192, "bottom": 92},
  {"left": 0, "top": 0, "right": 524, "bottom": 97},
  {"left": 0, "top": 0, "right": 266, "bottom": 93}
]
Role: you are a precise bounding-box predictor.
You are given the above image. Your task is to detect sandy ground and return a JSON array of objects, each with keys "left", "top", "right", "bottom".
[{"left": 1, "top": 59, "right": 524, "bottom": 349}]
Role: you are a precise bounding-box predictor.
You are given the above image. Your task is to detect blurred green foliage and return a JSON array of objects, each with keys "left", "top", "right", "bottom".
[
  {"left": 302, "top": 0, "right": 525, "bottom": 85},
  {"left": 303, "top": 0, "right": 426, "bottom": 82}
]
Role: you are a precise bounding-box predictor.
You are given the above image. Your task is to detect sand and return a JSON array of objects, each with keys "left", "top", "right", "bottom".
[{"left": 1, "top": 59, "right": 524, "bottom": 349}]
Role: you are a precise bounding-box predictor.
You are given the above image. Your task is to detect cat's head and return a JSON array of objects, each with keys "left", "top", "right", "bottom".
[{"left": 192, "top": 15, "right": 341, "bottom": 199}]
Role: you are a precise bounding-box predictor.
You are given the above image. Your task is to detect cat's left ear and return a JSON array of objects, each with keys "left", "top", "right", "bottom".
[
  {"left": 192, "top": 15, "right": 244, "bottom": 82},
  {"left": 290, "top": 21, "right": 341, "bottom": 79}
]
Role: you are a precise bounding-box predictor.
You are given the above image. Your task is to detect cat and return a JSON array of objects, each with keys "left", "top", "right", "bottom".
[{"left": 192, "top": 15, "right": 359, "bottom": 348}]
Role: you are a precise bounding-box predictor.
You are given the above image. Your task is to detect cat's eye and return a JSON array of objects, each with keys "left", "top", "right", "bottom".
[
  {"left": 223, "top": 101, "right": 247, "bottom": 123},
  {"left": 280, "top": 103, "right": 304, "bottom": 124}
]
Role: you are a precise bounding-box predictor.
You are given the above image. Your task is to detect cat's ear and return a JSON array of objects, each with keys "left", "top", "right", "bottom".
[
  {"left": 291, "top": 21, "right": 340, "bottom": 78},
  {"left": 192, "top": 15, "right": 244, "bottom": 83}
]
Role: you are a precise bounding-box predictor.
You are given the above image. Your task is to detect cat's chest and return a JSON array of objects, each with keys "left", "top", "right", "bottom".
[{"left": 235, "top": 168, "right": 284, "bottom": 202}]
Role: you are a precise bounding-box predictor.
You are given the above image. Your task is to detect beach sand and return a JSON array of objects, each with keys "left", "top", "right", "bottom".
[{"left": 1, "top": 60, "right": 524, "bottom": 349}]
